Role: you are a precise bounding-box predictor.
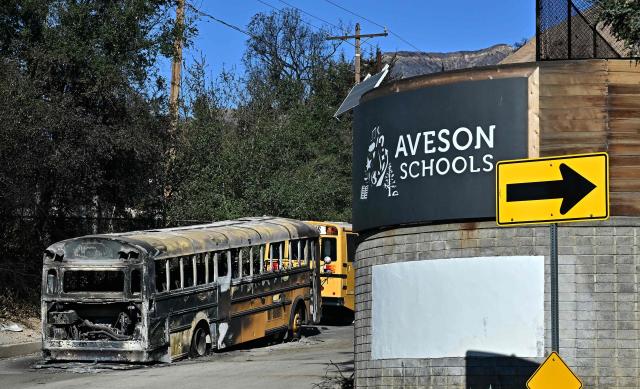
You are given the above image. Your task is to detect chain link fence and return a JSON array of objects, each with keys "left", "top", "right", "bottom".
[{"left": 537, "top": 0, "right": 628, "bottom": 60}]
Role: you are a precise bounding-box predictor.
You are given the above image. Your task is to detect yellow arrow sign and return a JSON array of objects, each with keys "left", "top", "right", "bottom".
[
  {"left": 527, "top": 352, "right": 582, "bottom": 389},
  {"left": 496, "top": 153, "right": 609, "bottom": 226}
]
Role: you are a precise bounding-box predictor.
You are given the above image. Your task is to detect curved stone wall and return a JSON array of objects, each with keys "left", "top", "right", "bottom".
[{"left": 354, "top": 217, "right": 640, "bottom": 388}]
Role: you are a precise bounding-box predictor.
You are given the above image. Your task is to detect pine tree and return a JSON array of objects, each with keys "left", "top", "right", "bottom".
[{"left": 596, "top": 0, "right": 640, "bottom": 56}]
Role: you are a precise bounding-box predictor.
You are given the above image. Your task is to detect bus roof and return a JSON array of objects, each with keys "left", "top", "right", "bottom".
[
  {"left": 305, "top": 221, "right": 353, "bottom": 231},
  {"left": 46, "top": 217, "right": 318, "bottom": 260}
]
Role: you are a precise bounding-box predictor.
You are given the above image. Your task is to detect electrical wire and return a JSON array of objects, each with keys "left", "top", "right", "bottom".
[
  {"left": 275, "top": 0, "right": 375, "bottom": 49},
  {"left": 187, "top": 3, "right": 346, "bottom": 71},
  {"left": 322, "top": 0, "right": 423, "bottom": 53},
  {"left": 324, "top": 0, "right": 384, "bottom": 29},
  {"left": 277, "top": 0, "right": 342, "bottom": 31},
  {"left": 257, "top": 0, "right": 357, "bottom": 49},
  {"left": 186, "top": 3, "right": 253, "bottom": 38}
]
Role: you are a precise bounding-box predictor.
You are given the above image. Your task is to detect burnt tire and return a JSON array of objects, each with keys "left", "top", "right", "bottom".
[
  {"left": 189, "top": 325, "right": 209, "bottom": 358},
  {"left": 288, "top": 303, "right": 305, "bottom": 341}
]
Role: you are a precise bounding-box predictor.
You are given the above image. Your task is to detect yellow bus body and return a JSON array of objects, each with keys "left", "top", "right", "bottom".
[{"left": 305, "top": 221, "right": 357, "bottom": 312}]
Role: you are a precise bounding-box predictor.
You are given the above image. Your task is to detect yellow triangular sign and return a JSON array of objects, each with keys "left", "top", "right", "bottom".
[{"left": 527, "top": 352, "right": 582, "bottom": 389}]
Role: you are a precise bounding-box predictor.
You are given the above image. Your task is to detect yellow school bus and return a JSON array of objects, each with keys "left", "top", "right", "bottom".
[{"left": 305, "top": 221, "right": 357, "bottom": 312}]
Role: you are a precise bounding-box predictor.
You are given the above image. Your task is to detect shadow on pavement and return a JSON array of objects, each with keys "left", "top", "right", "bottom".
[{"left": 320, "top": 306, "right": 354, "bottom": 326}]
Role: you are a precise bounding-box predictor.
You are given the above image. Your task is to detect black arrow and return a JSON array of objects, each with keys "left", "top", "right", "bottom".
[{"left": 506, "top": 163, "right": 597, "bottom": 215}]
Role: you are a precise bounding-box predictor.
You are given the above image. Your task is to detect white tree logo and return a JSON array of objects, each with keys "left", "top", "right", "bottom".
[{"left": 361, "top": 126, "right": 398, "bottom": 200}]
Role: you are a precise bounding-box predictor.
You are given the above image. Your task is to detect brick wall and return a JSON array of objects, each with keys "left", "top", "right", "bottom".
[{"left": 354, "top": 217, "right": 640, "bottom": 388}]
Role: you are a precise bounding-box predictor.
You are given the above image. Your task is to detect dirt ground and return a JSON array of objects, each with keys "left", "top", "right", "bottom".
[{"left": 0, "top": 317, "right": 40, "bottom": 345}]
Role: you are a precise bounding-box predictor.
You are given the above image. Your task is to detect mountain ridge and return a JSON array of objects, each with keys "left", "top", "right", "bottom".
[{"left": 382, "top": 44, "right": 516, "bottom": 79}]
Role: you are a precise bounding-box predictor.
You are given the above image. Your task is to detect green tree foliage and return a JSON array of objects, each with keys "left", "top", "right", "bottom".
[
  {"left": 596, "top": 0, "right": 640, "bottom": 56},
  {"left": 168, "top": 9, "right": 356, "bottom": 223},
  {"left": 0, "top": 4, "right": 368, "bottom": 305},
  {"left": 0, "top": 0, "right": 181, "bottom": 300}
]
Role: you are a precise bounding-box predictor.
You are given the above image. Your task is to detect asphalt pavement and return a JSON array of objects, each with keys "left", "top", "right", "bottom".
[{"left": 0, "top": 324, "right": 354, "bottom": 389}]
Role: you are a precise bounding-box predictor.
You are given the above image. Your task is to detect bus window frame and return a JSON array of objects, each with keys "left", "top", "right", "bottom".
[
  {"left": 152, "top": 240, "right": 312, "bottom": 294},
  {"left": 289, "top": 240, "right": 306, "bottom": 268},
  {"left": 231, "top": 249, "right": 240, "bottom": 280},
  {"left": 241, "top": 247, "right": 252, "bottom": 278},
  {"left": 203, "top": 253, "right": 210, "bottom": 284},
  {"left": 182, "top": 256, "right": 195, "bottom": 288},
  {"left": 192, "top": 255, "right": 197, "bottom": 286},
  {"left": 255, "top": 245, "right": 264, "bottom": 275},
  {"left": 218, "top": 251, "right": 231, "bottom": 280},
  {"left": 321, "top": 237, "right": 337, "bottom": 264},
  {"left": 168, "top": 258, "right": 181, "bottom": 291},
  {"left": 268, "top": 242, "right": 285, "bottom": 272},
  {"left": 165, "top": 259, "right": 170, "bottom": 291},
  {"left": 131, "top": 268, "right": 142, "bottom": 295},
  {"left": 179, "top": 257, "right": 185, "bottom": 289},
  {"left": 195, "top": 254, "right": 206, "bottom": 285},
  {"left": 154, "top": 259, "right": 168, "bottom": 293},
  {"left": 212, "top": 252, "right": 219, "bottom": 282},
  {"left": 286, "top": 241, "right": 292, "bottom": 269}
]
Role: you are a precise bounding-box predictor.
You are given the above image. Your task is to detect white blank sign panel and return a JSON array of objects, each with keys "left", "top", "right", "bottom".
[{"left": 371, "top": 256, "right": 544, "bottom": 359}]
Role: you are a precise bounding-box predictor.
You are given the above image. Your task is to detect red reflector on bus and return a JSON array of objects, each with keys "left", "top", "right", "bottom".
[
  {"left": 342, "top": 286, "right": 347, "bottom": 290},
  {"left": 326, "top": 226, "right": 338, "bottom": 235}
]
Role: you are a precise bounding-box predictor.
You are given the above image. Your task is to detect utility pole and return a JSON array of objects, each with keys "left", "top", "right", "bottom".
[
  {"left": 169, "top": 0, "right": 185, "bottom": 131},
  {"left": 327, "top": 23, "right": 387, "bottom": 84},
  {"left": 355, "top": 23, "right": 361, "bottom": 83},
  {"left": 165, "top": 0, "right": 184, "bottom": 213}
]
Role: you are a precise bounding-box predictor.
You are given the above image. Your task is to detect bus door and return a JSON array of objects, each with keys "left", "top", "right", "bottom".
[
  {"left": 215, "top": 251, "right": 232, "bottom": 349},
  {"left": 344, "top": 233, "right": 358, "bottom": 311},
  {"left": 310, "top": 240, "right": 322, "bottom": 323},
  {"left": 320, "top": 236, "right": 342, "bottom": 298}
]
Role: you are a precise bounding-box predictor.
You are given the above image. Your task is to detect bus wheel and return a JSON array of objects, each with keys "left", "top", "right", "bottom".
[
  {"left": 289, "top": 304, "right": 305, "bottom": 340},
  {"left": 190, "top": 325, "right": 209, "bottom": 358}
]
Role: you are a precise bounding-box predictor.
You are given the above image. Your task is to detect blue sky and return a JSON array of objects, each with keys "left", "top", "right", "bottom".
[{"left": 161, "top": 0, "right": 535, "bottom": 83}]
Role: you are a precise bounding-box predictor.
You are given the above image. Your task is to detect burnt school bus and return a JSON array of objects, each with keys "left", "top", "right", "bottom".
[
  {"left": 41, "top": 217, "right": 321, "bottom": 363},
  {"left": 306, "top": 221, "right": 357, "bottom": 312}
]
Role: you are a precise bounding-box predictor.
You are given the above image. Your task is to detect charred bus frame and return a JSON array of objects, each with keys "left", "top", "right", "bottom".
[{"left": 41, "top": 217, "right": 321, "bottom": 363}]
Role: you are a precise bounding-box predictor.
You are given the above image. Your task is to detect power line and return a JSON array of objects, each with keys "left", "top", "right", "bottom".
[
  {"left": 256, "top": 0, "right": 356, "bottom": 48},
  {"left": 186, "top": 4, "right": 252, "bottom": 37},
  {"left": 275, "top": 0, "right": 374, "bottom": 49},
  {"left": 277, "top": 0, "right": 341, "bottom": 31},
  {"left": 188, "top": 3, "right": 345, "bottom": 72},
  {"left": 324, "top": 0, "right": 384, "bottom": 29},
  {"left": 322, "top": 0, "right": 424, "bottom": 53}
]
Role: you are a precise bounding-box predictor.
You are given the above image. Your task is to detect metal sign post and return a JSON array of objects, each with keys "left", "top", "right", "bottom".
[
  {"left": 550, "top": 223, "right": 559, "bottom": 351},
  {"left": 496, "top": 152, "right": 610, "bottom": 387}
]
